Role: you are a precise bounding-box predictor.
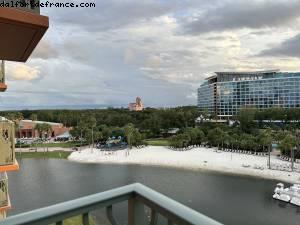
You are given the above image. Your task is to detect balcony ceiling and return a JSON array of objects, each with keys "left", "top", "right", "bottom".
[{"left": 0, "top": 8, "right": 49, "bottom": 62}]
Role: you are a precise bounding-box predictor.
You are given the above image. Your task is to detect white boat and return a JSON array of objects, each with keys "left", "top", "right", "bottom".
[
  {"left": 278, "top": 194, "right": 291, "bottom": 202},
  {"left": 273, "top": 193, "right": 280, "bottom": 200},
  {"left": 273, "top": 183, "right": 300, "bottom": 205},
  {"left": 291, "top": 197, "right": 300, "bottom": 206}
]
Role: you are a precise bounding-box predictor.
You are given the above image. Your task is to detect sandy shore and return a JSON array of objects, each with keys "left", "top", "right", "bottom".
[{"left": 68, "top": 146, "right": 300, "bottom": 183}]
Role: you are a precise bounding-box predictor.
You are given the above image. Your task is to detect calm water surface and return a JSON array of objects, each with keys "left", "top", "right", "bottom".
[{"left": 7, "top": 159, "right": 300, "bottom": 225}]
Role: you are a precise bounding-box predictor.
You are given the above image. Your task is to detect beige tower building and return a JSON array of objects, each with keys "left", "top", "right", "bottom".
[{"left": 129, "top": 97, "right": 144, "bottom": 111}]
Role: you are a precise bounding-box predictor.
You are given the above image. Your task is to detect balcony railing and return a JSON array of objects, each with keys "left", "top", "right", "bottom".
[
  {"left": 0, "top": 173, "right": 8, "bottom": 209},
  {"left": 0, "top": 119, "right": 15, "bottom": 167},
  {"left": 0, "top": 183, "right": 223, "bottom": 225},
  {"left": 2, "top": 0, "right": 40, "bottom": 14}
]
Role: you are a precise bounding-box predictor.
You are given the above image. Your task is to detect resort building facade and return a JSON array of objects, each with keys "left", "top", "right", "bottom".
[
  {"left": 198, "top": 70, "right": 300, "bottom": 119},
  {"left": 16, "top": 120, "right": 71, "bottom": 139}
]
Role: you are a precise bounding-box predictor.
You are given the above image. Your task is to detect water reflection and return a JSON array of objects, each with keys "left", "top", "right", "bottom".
[{"left": 7, "top": 159, "right": 300, "bottom": 225}]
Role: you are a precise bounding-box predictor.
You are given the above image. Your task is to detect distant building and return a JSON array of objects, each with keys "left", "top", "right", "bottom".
[
  {"left": 198, "top": 70, "right": 300, "bottom": 119},
  {"left": 129, "top": 97, "right": 144, "bottom": 111},
  {"left": 16, "top": 120, "right": 71, "bottom": 139}
]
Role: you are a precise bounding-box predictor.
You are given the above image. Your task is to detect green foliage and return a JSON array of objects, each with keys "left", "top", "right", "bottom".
[
  {"left": 3, "top": 107, "right": 300, "bottom": 157},
  {"left": 145, "top": 138, "right": 170, "bottom": 146},
  {"left": 49, "top": 215, "right": 95, "bottom": 225},
  {"left": 34, "top": 123, "right": 53, "bottom": 139},
  {"left": 30, "top": 113, "right": 38, "bottom": 121},
  {"left": 278, "top": 132, "right": 298, "bottom": 156},
  {"left": 124, "top": 123, "right": 143, "bottom": 148},
  {"left": 237, "top": 108, "right": 256, "bottom": 133},
  {"left": 169, "top": 133, "right": 191, "bottom": 148}
]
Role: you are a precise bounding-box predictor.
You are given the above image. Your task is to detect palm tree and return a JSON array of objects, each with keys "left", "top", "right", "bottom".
[
  {"left": 30, "top": 114, "right": 38, "bottom": 121},
  {"left": 34, "top": 123, "right": 52, "bottom": 140},
  {"left": 259, "top": 128, "right": 273, "bottom": 169},
  {"left": 42, "top": 123, "right": 52, "bottom": 139},
  {"left": 213, "top": 128, "right": 223, "bottom": 150},
  {"left": 34, "top": 123, "right": 44, "bottom": 139},
  {"left": 240, "top": 133, "right": 250, "bottom": 151},
  {"left": 197, "top": 129, "right": 206, "bottom": 146},
  {"left": 124, "top": 123, "right": 135, "bottom": 156},
  {"left": 224, "top": 133, "right": 232, "bottom": 151},
  {"left": 232, "top": 133, "right": 239, "bottom": 152},
  {"left": 279, "top": 133, "right": 298, "bottom": 171}
]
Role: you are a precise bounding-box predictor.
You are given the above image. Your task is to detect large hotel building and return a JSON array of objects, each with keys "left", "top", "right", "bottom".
[{"left": 197, "top": 70, "right": 300, "bottom": 119}]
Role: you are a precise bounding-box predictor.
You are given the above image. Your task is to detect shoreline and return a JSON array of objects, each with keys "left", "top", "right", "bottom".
[{"left": 68, "top": 146, "right": 300, "bottom": 184}]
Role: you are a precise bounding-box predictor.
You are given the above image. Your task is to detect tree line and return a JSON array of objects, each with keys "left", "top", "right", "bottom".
[
  {"left": 170, "top": 108, "right": 300, "bottom": 159},
  {"left": 1, "top": 107, "right": 300, "bottom": 157}
]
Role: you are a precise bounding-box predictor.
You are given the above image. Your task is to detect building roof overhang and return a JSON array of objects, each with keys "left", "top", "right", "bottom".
[
  {"left": 205, "top": 75, "right": 217, "bottom": 80},
  {"left": 215, "top": 69, "right": 280, "bottom": 76},
  {"left": 0, "top": 8, "right": 49, "bottom": 62}
]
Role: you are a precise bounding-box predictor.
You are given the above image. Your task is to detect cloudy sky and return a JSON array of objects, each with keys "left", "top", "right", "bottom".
[{"left": 3, "top": 0, "right": 300, "bottom": 109}]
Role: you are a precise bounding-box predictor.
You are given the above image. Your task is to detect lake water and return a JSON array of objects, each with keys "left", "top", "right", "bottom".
[{"left": 7, "top": 159, "right": 300, "bottom": 225}]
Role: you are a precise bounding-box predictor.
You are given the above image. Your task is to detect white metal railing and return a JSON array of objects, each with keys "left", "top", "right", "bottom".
[{"left": 0, "top": 183, "right": 223, "bottom": 225}]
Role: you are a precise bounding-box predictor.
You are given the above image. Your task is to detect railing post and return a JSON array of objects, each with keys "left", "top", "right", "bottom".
[
  {"left": 82, "top": 213, "right": 89, "bottom": 225},
  {"left": 128, "top": 197, "right": 147, "bottom": 225},
  {"left": 106, "top": 205, "right": 119, "bottom": 225},
  {"left": 0, "top": 60, "right": 4, "bottom": 83},
  {"left": 149, "top": 209, "right": 158, "bottom": 225},
  {"left": 167, "top": 219, "right": 174, "bottom": 225}
]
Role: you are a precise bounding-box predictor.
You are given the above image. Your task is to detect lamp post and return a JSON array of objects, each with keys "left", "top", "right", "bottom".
[
  {"left": 291, "top": 146, "right": 297, "bottom": 172},
  {"left": 80, "top": 129, "right": 83, "bottom": 152},
  {"left": 268, "top": 143, "right": 271, "bottom": 169}
]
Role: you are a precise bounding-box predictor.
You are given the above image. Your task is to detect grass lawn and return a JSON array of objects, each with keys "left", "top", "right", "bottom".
[
  {"left": 16, "top": 142, "right": 87, "bottom": 149},
  {"left": 16, "top": 151, "right": 71, "bottom": 159},
  {"left": 145, "top": 138, "right": 170, "bottom": 146},
  {"left": 50, "top": 215, "right": 95, "bottom": 225},
  {"left": 32, "top": 142, "right": 84, "bottom": 148}
]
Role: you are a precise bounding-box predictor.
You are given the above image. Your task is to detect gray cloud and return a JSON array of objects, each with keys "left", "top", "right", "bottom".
[
  {"left": 259, "top": 33, "right": 300, "bottom": 57},
  {"left": 181, "top": 0, "right": 300, "bottom": 34},
  {"left": 49, "top": 0, "right": 204, "bottom": 32},
  {"left": 31, "top": 39, "right": 59, "bottom": 59},
  {"left": 45, "top": 0, "right": 224, "bottom": 34},
  {"left": 6, "top": 0, "right": 300, "bottom": 109}
]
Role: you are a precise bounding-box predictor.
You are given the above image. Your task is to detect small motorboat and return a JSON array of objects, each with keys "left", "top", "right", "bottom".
[
  {"left": 273, "top": 183, "right": 300, "bottom": 205},
  {"left": 289, "top": 184, "right": 300, "bottom": 194},
  {"left": 273, "top": 193, "right": 280, "bottom": 200},
  {"left": 278, "top": 194, "right": 291, "bottom": 202},
  {"left": 291, "top": 197, "right": 300, "bottom": 206},
  {"left": 274, "top": 183, "right": 284, "bottom": 194},
  {"left": 242, "top": 163, "right": 250, "bottom": 168}
]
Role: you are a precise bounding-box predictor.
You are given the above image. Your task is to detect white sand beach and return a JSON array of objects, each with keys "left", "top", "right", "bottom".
[{"left": 68, "top": 146, "right": 300, "bottom": 183}]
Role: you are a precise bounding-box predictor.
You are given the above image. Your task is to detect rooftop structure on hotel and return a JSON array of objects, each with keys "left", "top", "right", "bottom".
[{"left": 198, "top": 70, "right": 300, "bottom": 119}]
